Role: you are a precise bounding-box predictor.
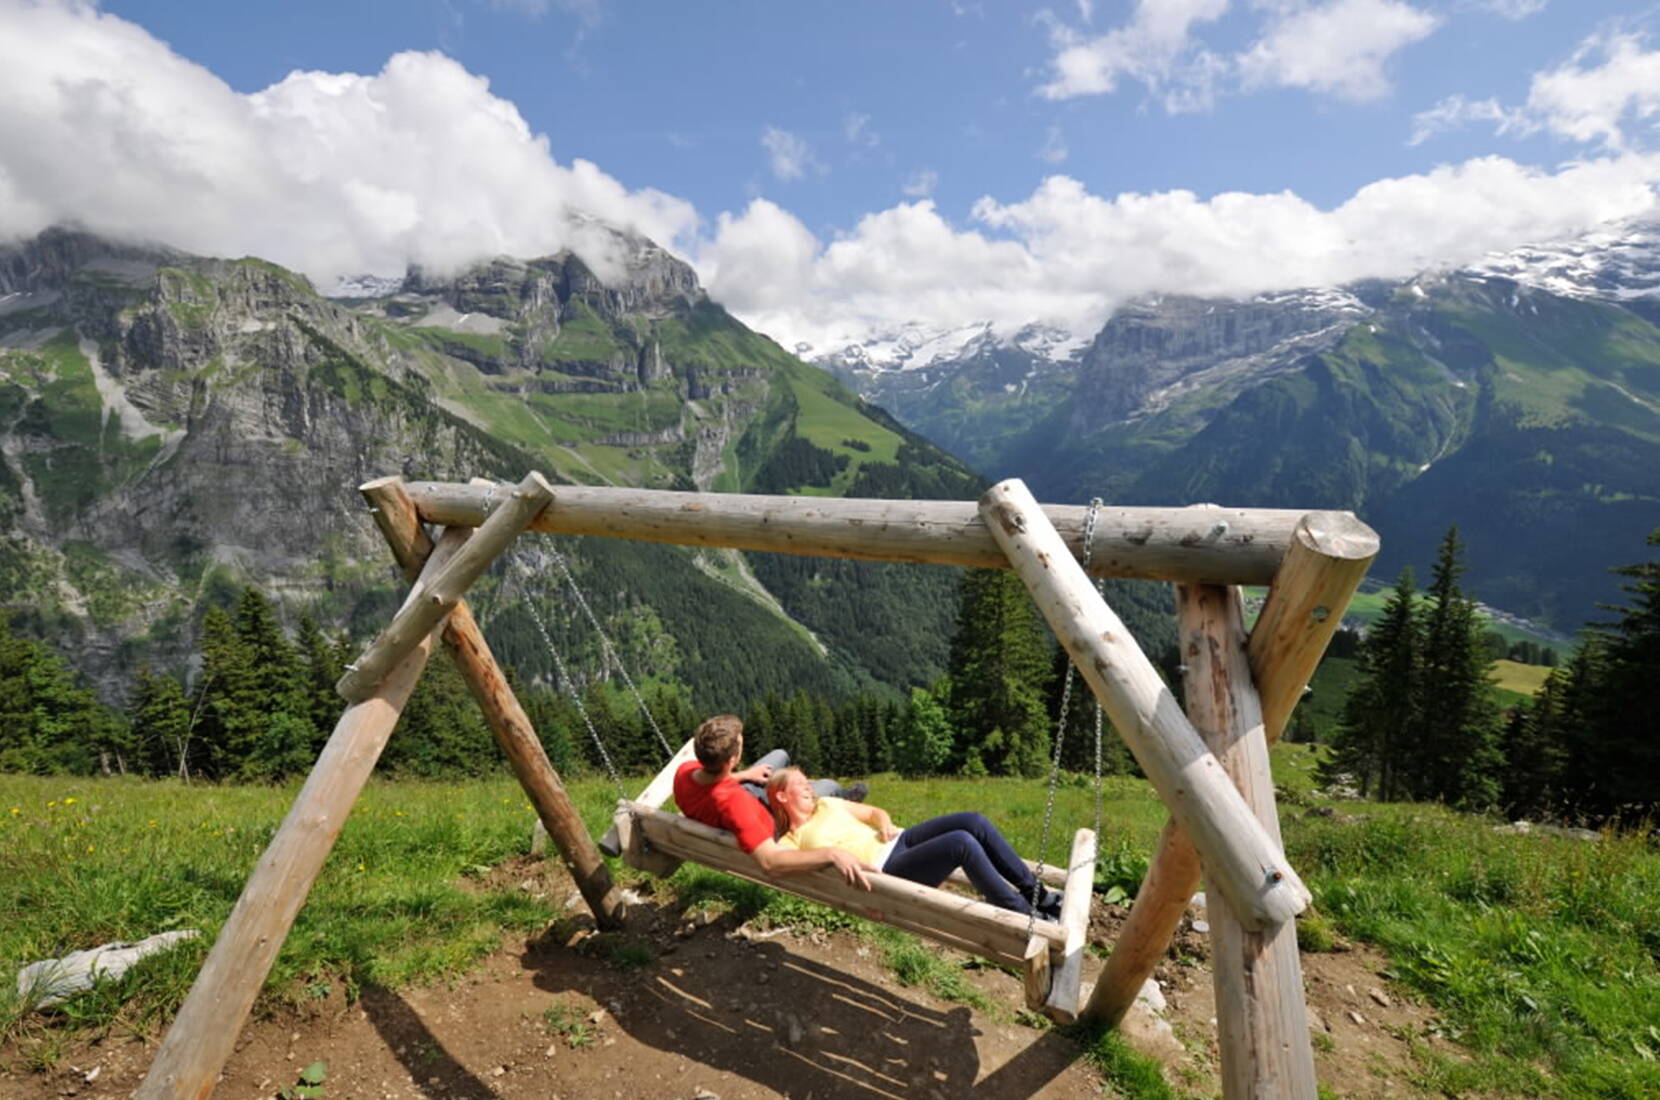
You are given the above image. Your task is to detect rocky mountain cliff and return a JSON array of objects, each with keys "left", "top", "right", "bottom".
[
  {"left": 820, "top": 222, "right": 1660, "bottom": 631},
  {"left": 0, "top": 227, "right": 982, "bottom": 704}
]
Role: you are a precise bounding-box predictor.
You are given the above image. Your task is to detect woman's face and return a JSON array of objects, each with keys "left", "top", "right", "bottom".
[{"left": 775, "top": 771, "right": 816, "bottom": 824}]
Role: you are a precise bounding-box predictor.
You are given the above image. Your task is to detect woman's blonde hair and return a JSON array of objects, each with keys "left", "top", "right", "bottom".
[{"left": 764, "top": 766, "right": 803, "bottom": 839}]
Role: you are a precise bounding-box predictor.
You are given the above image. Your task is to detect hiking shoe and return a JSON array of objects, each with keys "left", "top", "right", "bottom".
[
  {"left": 1037, "top": 889, "right": 1064, "bottom": 921},
  {"left": 842, "top": 781, "right": 870, "bottom": 803}
]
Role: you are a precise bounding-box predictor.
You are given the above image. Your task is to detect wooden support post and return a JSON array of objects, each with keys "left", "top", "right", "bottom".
[
  {"left": 360, "top": 476, "right": 625, "bottom": 930},
  {"left": 1183, "top": 584, "right": 1317, "bottom": 1098},
  {"left": 1023, "top": 935, "right": 1052, "bottom": 1011},
  {"left": 337, "top": 472, "right": 554, "bottom": 703},
  {"left": 1246, "top": 510, "right": 1379, "bottom": 736},
  {"left": 979, "top": 478, "right": 1310, "bottom": 931},
  {"left": 404, "top": 479, "right": 1313, "bottom": 586},
  {"left": 1089, "top": 819, "right": 1200, "bottom": 1026},
  {"left": 1042, "top": 826, "right": 1098, "bottom": 1023},
  {"left": 1082, "top": 511, "right": 1376, "bottom": 1027},
  {"left": 136, "top": 532, "right": 467, "bottom": 1100}
]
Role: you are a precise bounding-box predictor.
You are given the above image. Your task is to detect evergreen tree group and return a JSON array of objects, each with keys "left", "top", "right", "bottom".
[
  {"left": 1325, "top": 525, "right": 1660, "bottom": 825},
  {"left": 1325, "top": 529, "right": 1504, "bottom": 808},
  {"left": 1498, "top": 527, "right": 1660, "bottom": 823}
]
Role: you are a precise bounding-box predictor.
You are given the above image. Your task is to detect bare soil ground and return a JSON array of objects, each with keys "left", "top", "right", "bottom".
[{"left": 2, "top": 857, "right": 1453, "bottom": 1099}]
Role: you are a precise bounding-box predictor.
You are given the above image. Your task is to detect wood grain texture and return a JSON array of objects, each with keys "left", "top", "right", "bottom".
[
  {"left": 338, "top": 472, "right": 553, "bottom": 703},
  {"left": 403, "top": 479, "right": 1326, "bottom": 585},
  {"left": 136, "top": 533, "right": 465, "bottom": 1100},
  {"left": 1179, "top": 583, "right": 1316, "bottom": 1100},
  {"left": 362, "top": 476, "right": 624, "bottom": 930},
  {"left": 978, "top": 478, "right": 1309, "bottom": 931}
]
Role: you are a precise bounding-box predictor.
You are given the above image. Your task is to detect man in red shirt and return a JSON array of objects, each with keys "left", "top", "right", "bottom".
[{"left": 673, "top": 714, "right": 870, "bottom": 887}]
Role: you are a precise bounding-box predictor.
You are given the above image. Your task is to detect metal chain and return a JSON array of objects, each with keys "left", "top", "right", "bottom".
[
  {"left": 516, "top": 562, "right": 627, "bottom": 799},
  {"left": 1027, "top": 497, "right": 1104, "bottom": 937},
  {"left": 550, "top": 549, "right": 676, "bottom": 762}
]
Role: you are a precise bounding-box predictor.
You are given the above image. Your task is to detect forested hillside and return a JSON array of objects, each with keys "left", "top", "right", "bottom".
[{"left": 0, "top": 227, "right": 1019, "bottom": 720}]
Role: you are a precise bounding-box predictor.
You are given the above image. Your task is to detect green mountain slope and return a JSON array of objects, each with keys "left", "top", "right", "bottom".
[
  {"left": 0, "top": 228, "right": 982, "bottom": 707},
  {"left": 879, "top": 275, "right": 1660, "bottom": 632}
]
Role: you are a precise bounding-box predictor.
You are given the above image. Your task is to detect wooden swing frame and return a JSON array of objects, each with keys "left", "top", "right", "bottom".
[{"left": 136, "top": 472, "right": 1376, "bottom": 1100}]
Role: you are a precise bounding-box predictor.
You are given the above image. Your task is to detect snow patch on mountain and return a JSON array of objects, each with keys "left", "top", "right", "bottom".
[
  {"left": 803, "top": 319, "right": 1090, "bottom": 373},
  {"left": 1466, "top": 219, "right": 1660, "bottom": 302}
]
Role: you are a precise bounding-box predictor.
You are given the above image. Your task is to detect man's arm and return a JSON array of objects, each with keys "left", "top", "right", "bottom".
[{"left": 749, "top": 838, "right": 871, "bottom": 889}]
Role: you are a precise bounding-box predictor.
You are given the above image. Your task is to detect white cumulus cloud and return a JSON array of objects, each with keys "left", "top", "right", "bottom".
[
  {"left": 1409, "top": 32, "right": 1660, "bottom": 151},
  {"left": 700, "top": 156, "right": 1660, "bottom": 355},
  {"left": 1238, "top": 0, "right": 1440, "bottom": 101},
  {"left": 761, "top": 126, "right": 821, "bottom": 181},
  {"left": 901, "top": 170, "right": 939, "bottom": 198},
  {"left": 0, "top": 0, "right": 695, "bottom": 283},
  {"left": 1038, "top": 0, "right": 1229, "bottom": 112}
]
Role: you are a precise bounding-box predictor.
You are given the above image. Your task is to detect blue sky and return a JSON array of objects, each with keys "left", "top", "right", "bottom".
[{"left": 4, "top": 1, "right": 1660, "bottom": 353}]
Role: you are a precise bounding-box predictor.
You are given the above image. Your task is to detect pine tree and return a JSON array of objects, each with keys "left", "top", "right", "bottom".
[
  {"left": 383, "top": 656, "right": 498, "bottom": 777},
  {"left": 1582, "top": 527, "right": 1660, "bottom": 820},
  {"left": 128, "top": 664, "right": 192, "bottom": 778},
  {"left": 193, "top": 605, "right": 258, "bottom": 779},
  {"left": 0, "top": 615, "right": 110, "bottom": 775},
  {"left": 892, "top": 685, "right": 953, "bottom": 776},
  {"left": 1322, "top": 569, "right": 1421, "bottom": 799},
  {"left": 1047, "top": 647, "right": 1135, "bottom": 776},
  {"left": 1548, "top": 637, "right": 1609, "bottom": 817},
  {"left": 946, "top": 568, "right": 1053, "bottom": 777},
  {"left": 1498, "top": 671, "right": 1567, "bottom": 820},
  {"left": 1418, "top": 528, "right": 1503, "bottom": 809},
  {"left": 295, "top": 614, "right": 343, "bottom": 751}
]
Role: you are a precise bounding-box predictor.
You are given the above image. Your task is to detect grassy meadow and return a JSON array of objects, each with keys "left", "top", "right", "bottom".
[{"left": 2, "top": 750, "right": 1657, "bottom": 1098}]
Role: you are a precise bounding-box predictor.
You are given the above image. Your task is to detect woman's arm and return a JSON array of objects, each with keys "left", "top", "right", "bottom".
[{"left": 846, "top": 800, "right": 900, "bottom": 841}]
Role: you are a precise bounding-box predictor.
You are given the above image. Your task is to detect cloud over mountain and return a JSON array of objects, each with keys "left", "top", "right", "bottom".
[
  {"left": 3, "top": 0, "right": 1658, "bottom": 360},
  {"left": 0, "top": 0, "right": 695, "bottom": 282}
]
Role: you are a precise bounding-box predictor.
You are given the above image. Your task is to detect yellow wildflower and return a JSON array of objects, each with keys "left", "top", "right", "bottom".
[{"left": 64, "top": 797, "right": 78, "bottom": 805}]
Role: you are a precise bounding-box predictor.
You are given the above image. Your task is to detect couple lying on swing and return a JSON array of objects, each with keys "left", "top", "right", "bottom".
[{"left": 672, "top": 714, "right": 1065, "bottom": 921}]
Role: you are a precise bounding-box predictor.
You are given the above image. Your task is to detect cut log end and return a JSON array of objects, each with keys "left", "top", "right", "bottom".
[{"left": 1296, "top": 511, "right": 1380, "bottom": 561}]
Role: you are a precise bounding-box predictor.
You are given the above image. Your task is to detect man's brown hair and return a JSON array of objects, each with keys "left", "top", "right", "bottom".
[{"left": 693, "top": 714, "right": 744, "bottom": 770}]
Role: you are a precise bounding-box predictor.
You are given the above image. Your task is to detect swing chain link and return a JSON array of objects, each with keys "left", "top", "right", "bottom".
[
  {"left": 549, "top": 549, "right": 677, "bottom": 761},
  {"left": 513, "top": 558, "right": 628, "bottom": 799},
  {"left": 1027, "top": 496, "right": 1104, "bottom": 939}
]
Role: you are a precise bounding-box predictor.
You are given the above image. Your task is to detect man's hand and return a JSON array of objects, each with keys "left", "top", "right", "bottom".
[
  {"left": 825, "top": 847, "right": 871, "bottom": 890},
  {"left": 736, "top": 762, "right": 774, "bottom": 784}
]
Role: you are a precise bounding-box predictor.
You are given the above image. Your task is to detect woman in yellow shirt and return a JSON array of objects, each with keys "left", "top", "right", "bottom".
[{"left": 765, "top": 767, "right": 1063, "bottom": 920}]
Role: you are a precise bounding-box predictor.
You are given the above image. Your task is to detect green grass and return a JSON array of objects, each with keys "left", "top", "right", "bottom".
[
  {"left": 4, "top": 768, "right": 1656, "bottom": 1097},
  {"left": 1490, "top": 659, "right": 1553, "bottom": 696},
  {"left": 1290, "top": 803, "right": 1660, "bottom": 1099}
]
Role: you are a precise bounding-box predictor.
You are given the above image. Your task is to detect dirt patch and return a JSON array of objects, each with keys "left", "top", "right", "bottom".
[{"left": 2, "top": 862, "right": 1450, "bottom": 1099}]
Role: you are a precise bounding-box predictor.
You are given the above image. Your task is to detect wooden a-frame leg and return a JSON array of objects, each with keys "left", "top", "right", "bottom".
[
  {"left": 1178, "top": 584, "right": 1316, "bottom": 1100},
  {"left": 980, "top": 479, "right": 1310, "bottom": 930},
  {"left": 363, "top": 476, "right": 626, "bottom": 930},
  {"left": 136, "top": 527, "right": 470, "bottom": 1100},
  {"left": 1082, "top": 511, "right": 1375, "bottom": 1029}
]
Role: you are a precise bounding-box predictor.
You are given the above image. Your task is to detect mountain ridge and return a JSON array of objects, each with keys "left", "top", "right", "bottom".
[
  {"left": 0, "top": 225, "right": 993, "bottom": 706},
  {"left": 816, "top": 219, "right": 1660, "bottom": 630}
]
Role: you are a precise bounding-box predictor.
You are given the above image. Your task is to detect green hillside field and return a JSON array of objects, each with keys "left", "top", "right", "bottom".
[{"left": 3, "top": 753, "right": 1656, "bottom": 1098}]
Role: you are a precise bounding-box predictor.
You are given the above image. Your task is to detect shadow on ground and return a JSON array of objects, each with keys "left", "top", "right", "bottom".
[{"left": 521, "top": 896, "right": 1085, "bottom": 1099}]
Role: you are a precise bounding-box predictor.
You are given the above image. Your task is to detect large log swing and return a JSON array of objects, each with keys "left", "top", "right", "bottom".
[{"left": 136, "top": 474, "right": 1376, "bottom": 1100}]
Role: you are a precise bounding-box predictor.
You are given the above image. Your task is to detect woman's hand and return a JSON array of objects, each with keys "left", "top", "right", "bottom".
[
  {"left": 825, "top": 847, "right": 871, "bottom": 889},
  {"left": 875, "top": 813, "right": 900, "bottom": 842}
]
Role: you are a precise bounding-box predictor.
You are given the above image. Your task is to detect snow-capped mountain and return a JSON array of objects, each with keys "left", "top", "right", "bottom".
[
  {"left": 806, "top": 319, "right": 1091, "bottom": 375},
  {"left": 1466, "top": 217, "right": 1660, "bottom": 303}
]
